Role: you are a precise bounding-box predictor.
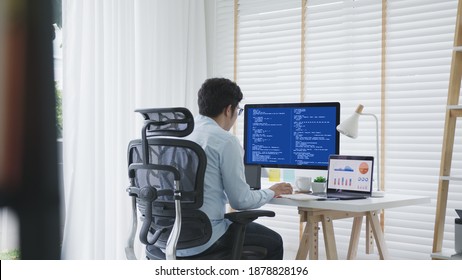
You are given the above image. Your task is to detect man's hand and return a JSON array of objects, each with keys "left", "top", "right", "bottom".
[{"left": 269, "top": 182, "right": 293, "bottom": 197}]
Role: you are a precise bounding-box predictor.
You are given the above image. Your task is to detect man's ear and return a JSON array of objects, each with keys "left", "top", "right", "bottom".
[{"left": 224, "top": 104, "right": 233, "bottom": 117}]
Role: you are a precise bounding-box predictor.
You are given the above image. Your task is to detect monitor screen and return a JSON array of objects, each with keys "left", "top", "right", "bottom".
[{"left": 243, "top": 102, "right": 340, "bottom": 170}]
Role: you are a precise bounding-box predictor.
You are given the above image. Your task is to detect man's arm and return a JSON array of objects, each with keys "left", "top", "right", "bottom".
[{"left": 220, "top": 137, "right": 292, "bottom": 210}]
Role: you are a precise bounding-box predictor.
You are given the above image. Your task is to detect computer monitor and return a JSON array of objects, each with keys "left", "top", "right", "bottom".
[{"left": 243, "top": 102, "right": 340, "bottom": 170}]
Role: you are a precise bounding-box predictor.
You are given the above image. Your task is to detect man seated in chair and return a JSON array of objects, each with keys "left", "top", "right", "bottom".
[{"left": 182, "top": 77, "right": 293, "bottom": 259}]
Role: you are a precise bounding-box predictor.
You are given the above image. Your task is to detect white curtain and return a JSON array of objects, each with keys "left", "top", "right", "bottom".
[{"left": 61, "top": 0, "right": 207, "bottom": 259}]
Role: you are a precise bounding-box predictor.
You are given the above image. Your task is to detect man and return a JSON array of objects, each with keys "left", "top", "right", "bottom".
[{"left": 181, "top": 77, "right": 293, "bottom": 259}]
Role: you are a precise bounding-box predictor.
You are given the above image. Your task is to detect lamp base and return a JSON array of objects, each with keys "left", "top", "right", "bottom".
[{"left": 371, "top": 190, "right": 385, "bottom": 197}]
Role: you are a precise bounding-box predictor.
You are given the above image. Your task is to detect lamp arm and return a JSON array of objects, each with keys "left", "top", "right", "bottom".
[{"left": 360, "top": 113, "right": 380, "bottom": 191}]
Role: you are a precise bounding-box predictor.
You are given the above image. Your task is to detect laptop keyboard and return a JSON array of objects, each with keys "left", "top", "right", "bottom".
[{"left": 327, "top": 193, "right": 367, "bottom": 200}]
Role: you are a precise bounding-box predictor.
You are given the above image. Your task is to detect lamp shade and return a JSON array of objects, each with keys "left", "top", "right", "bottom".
[
  {"left": 337, "top": 113, "right": 360, "bottom": 139},
  {"left": 336, "top": 104, "right": 364, "bottom": 139}
]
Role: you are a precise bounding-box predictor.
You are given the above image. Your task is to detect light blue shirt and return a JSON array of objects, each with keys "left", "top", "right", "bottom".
[{"left": 176, "top": 115, "right": 275, "bottom": 256}]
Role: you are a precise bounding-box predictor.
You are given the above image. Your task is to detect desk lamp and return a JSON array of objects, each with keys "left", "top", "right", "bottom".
[{"left": 336, "top": 104, "right": 385, "bottom": 197}]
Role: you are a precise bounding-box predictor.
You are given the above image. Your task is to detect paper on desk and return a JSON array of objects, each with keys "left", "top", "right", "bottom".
[
  {"left": 268, "top": 168, "right": 281, "bottom": 182},
  {"left": 280, "top": 193, "right": 319, "bottom": 201}
]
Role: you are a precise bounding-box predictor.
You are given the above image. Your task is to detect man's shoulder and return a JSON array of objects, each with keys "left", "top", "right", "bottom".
[
  {"left": 194, "top": 126, "right": 237, "bottom": 145},
  {"left": 190, "top": 126, "right": 239, "bottom": 153},
  {"left": 194, "top": 116, "right": 235, "bottom": 139}
]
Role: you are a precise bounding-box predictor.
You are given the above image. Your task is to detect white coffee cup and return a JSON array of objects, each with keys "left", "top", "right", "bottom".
[{"left": 295, "top": 176, "right": 312, "bottom": 192}]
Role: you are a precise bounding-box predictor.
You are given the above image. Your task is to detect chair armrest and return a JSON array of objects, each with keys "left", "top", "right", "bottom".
[
  {"left": 225, "top": 210, "right": 275, "bottom": 225},
  {"left": 225, "top": 210, "right": 275, "bottom": 259}
]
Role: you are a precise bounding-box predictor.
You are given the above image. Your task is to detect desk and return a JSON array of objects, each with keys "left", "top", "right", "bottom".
[{"left": 269, "top": 194, "right": 430, "bottom": 260}]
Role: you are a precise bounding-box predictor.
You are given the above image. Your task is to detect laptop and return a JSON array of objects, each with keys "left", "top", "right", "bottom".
[{"left": 316, "top": 154, "right": 374, "bottom": 200}]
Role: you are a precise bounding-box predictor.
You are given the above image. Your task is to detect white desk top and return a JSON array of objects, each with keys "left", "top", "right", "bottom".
[{"left": 269, "top": 193, "right": 431, "bottom": 212}]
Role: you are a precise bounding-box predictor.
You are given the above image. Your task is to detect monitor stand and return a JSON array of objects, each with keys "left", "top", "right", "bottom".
[{"left": 245, "top": 165, "right": 261, "bottom": 190}]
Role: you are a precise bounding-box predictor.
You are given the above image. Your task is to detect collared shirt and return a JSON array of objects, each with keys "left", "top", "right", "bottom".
[{"left": 177, "top": 115, "right": 274, "bottom": 256}]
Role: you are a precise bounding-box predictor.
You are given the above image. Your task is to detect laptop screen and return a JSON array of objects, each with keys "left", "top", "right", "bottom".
[{"left": 327, "top": 155, "right": 374, "bottom": 194}]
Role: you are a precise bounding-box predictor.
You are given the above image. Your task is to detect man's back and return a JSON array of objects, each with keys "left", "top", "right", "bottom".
[{"left": 178, "top": 114, "right": 275, "bottom": 256}]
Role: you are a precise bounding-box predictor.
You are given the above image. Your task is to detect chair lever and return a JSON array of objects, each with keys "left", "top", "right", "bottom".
[{"left": 126, "top": 186, "right": 140, "bottom": 197}]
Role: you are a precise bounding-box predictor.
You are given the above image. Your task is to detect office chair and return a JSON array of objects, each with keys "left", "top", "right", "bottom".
[{"left": 125, "top": 107, "right": 275, "bottom": 260}]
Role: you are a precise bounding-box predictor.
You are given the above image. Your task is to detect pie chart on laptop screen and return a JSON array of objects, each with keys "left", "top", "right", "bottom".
[{"left": 359, "top": 162, "right": 369, "bottom": 174}]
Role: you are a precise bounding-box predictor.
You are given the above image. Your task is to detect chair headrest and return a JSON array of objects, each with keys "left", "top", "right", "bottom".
[{"left": 135, "top": 107, "right": 194, "bottom": 138}]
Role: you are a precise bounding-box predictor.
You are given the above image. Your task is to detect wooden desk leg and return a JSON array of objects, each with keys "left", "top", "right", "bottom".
[
  {"left": 321, "top": 216, "right": 338, "bottom": 260},
  {"left": 347, "top": 216, "right": 363, "bottom": 260},
  {"left": 367, "top": 210, "right": 389, "bottom": 260},
  {"left": 299, "top": 221, "right": 304, "bottom": 241},
  {"left": 366, "top": 215, "right": 374, "bottom": 254},
  {"left": 296, "top": 220, "right": 310, "bottom": 260},
  {"left": 308, "top": 219, "right": 319, "bottom": 260}
]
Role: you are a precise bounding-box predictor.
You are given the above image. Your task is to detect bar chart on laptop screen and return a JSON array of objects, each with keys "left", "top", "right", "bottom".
[{"left": 329, "top": 159, "right": 373, "bottom": 191}]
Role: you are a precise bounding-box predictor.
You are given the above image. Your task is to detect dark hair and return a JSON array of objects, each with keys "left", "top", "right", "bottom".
[{"left": 197, "top": 78, "right": 243, "bottom": 117}]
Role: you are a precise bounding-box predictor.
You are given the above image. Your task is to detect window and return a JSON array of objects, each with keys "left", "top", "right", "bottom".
[{"left": 213, "top": 0, "right": 460, "bottom": 259}]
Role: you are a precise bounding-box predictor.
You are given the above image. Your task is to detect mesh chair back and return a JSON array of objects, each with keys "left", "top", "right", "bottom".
[
  {"left": 135, "top": 107, "right": 193, "bottom": 138},
  {"left": 128, "top": 139, "right": 205, "bottom": 208},
  {"left": 128, "top": 108, "right": 211, "bottom": 250}
]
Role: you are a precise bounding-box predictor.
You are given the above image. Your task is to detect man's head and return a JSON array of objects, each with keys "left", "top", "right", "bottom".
[{"left": 198, "top": 78, "right": 243, "bottom": 118}]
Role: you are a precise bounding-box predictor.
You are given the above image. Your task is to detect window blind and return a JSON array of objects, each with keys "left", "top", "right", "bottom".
[
  {"left": 303, "top": 0, "right": 383, "bottom": 259},
  {"left": 212, "top": 0, "right": 234, "bottom": 80},
  {"left": 212, "top": 0, "right": 460, "bottom": 259},
  {"left": 385, "top": 0, "right": 459, "bottom": 259},
  {"left": 231, "top": 0, "right": 302, "bottom": 147},
  {"left": 236, "top": 0, "right": 303, "bottom": 260}
]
